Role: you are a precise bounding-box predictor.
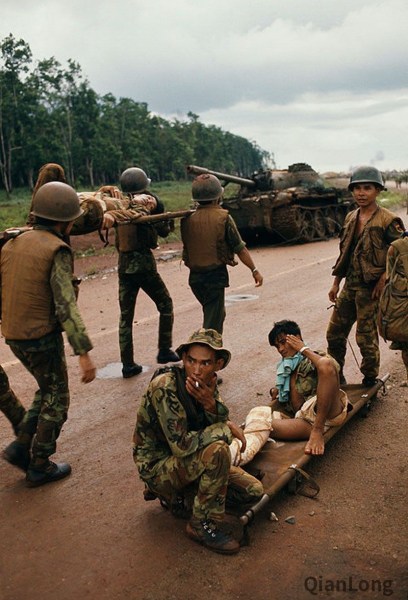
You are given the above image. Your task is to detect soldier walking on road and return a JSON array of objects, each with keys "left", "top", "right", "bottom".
[
  {"left": 102, "top": 167, "right": 179, "bottom": 378},
  {"left": 1, "top": 182, "right": 96, "bottom": 486},
  {"left": 326, "top": 166, "right": 405, "bottom": 386},
  {"left": 181, "top": 174, "right": 263, "bottom": 334}
]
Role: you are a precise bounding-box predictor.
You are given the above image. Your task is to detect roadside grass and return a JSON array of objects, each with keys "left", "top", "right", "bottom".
[
  {"left": 379, "top": 190, "right": 408, "bottom": 211},
  {"left": 1, "top": 183, "right": 406, "bottom": 248}
]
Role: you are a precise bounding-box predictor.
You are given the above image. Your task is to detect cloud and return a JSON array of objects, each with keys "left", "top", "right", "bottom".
[
  {"left": 1, "top": 0, "right": 407, "bottom": 171},
  {"left": 198, "top": 89, "right": 408, "bottom": 171}
]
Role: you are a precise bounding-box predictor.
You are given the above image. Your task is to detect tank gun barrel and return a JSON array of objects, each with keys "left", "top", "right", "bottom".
[{"left": 186, "top": 165, "right": 256, "bottom": 188}]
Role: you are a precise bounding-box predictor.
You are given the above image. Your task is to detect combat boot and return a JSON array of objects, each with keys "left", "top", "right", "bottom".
[
  {"left": 362, "top": 377, "right": 378, "bottom": 387},
  {"left": 186, "top": 518, "right": 240, "bottom": 554},
  {"left": 156, "top": 349, "right": 180, "bottom": 364},
  {"left": 26, "top": 461, "right": 72, "bottom": 487},
  {"left": 122, "top": 363, "right": 143, "bottom": 378},
  {"left": 2, "top": 441, "right": 31, "bottom": 472}
]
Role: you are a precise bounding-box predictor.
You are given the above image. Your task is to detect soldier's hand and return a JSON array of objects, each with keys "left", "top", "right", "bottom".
[
  {"left": 227, "top": 420, "right": 247, "bottom": 452},
  {"left": 372, "top": 273, "right": 386, "bottom": 299},
  {"left": 328, "top": 285, "right": 339, "bottom": 303},
  {"left": 253, "top": 270, "right": 263, "bottom": 287},
  {"left": 102, "top": 213, "right": 116, "bottom": 230},
  {"left": 186, "top": 374, "right": 217, "bottom": 413},
  {"left": 79, "top": 353, "right": 96, "bottom": 383},
  {"left": 99, "top": 185, "right": 122, "bottom": 199}
]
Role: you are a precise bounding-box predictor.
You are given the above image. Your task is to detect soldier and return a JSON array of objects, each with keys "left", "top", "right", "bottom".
[
  {"left": 326, "top": 166, "right": 405, "bottom": 386},
  {"left": 1, "top": 182, "right": 96, "bottom": 486},
  {"left": 27, "top": 163, "right": 67, "bottom": 225},
  {"left": 382, "top": 232, "right": 408, "bottom": 385},
  {"left": 181, "top": 174, "right": 263, "bottom": 334},
  {"left": 268, "top": 320, "right": 350, "bottom": 455},
  {"left": 133, "top": 328, "right": 264, "bottom": 554},
  {"left": 0, "top": 365, "right": 26, "bottom": 436},
  {"left": 102, "top": 167, "right": 179, "bottom": 378}
]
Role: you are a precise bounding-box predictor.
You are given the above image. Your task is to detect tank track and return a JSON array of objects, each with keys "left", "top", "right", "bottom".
[{"left": 270, "top": 204, "right": 348, "bottom": 244}]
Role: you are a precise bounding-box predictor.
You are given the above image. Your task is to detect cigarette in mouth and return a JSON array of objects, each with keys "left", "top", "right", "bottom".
[{"left": 195, "top": 381, "right": 199, "bottom": 389}]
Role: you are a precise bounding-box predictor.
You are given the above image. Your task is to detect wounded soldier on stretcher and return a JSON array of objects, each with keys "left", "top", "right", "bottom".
[{"left": 230, "top": 319, "right": 351, "bottom": 465}]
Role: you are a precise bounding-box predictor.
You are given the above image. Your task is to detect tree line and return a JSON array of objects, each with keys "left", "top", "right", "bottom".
[{"left": 0, "top": 34, "right": 272, "bottom": 195}]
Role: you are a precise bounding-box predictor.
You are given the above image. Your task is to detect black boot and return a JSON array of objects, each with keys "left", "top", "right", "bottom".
[
  {"left": 26, "top": 461, "right": 72, "bottom": 487},
  {"left": 157, "top": 349, "right": 180, "bottom": 364},
  {"left": 122, "top": 363, "right": 143, "bottom": 378},
  {"left": 362, "top": 377, "right": 378, "bottom": 387},
  {"left": 2, "top": 440, "right": 31, "bottom": 472}
]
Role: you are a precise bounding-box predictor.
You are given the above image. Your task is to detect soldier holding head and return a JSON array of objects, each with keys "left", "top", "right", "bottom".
[
  {"left": 102, "top": 167, "right": 179, "bottom": 378},
  {"left": 1, "top": 182, "right": 96, "bottom": 486},
  {"left": 326, "top": 166, "right": 405, "bottom": 386},
  {"left": 181, "top": 174, "right": 263, "bottom": 334}
]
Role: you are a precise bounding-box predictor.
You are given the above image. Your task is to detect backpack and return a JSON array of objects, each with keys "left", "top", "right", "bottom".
[{"left": 378, "top": 237, "right": 408, "bottom": 343}]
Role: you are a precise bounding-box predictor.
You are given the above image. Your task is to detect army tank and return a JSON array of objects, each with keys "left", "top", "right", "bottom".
[{"left": 187, "top": 163, "right": 355, "bottom": 244}]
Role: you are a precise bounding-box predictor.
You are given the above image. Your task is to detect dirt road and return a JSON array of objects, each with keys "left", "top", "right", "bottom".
[{"left": 1, "top": 217, "right": 407, "bottom": 600}]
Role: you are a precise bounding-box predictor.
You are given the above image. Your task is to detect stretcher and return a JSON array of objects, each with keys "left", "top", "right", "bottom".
[{"left": 239, "top": 374, "right": 389, "bottom": 526}]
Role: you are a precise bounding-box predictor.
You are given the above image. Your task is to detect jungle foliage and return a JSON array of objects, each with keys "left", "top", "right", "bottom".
[{"left": 0, "top": 34, "right": 272, "bottom": 195}]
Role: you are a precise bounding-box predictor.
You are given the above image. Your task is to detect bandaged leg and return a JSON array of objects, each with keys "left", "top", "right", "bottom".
[{"left": 229, "top": 406, "right": 272, "bottom": 467}]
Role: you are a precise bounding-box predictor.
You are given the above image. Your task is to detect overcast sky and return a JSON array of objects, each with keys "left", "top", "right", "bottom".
[{"left": 2, "top": 0, "right": 408, "bottom": 173}]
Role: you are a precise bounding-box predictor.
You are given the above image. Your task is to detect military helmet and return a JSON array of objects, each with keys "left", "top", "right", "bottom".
[
  {"left": 32, "top": 182, "right": 83, "bottom": 222},
  {"left": 348, "top": 166, "right": 385, "bottom": 190},
  {"left": 120, "top": 167, "right": 151, "bottom": 193},
  {"left": 191, "top": 174, "right": 223, "bottom": 202}
]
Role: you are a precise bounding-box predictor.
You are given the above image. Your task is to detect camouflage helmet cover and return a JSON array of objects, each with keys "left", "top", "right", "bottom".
[
  {"left": 191, "top": 174, "right": 224, "bottom": 202},
  {"left": 32, "top": 182, "right": 83, "bottom": 222},
  {"left": 176, "top": 328, "right": 231, "bottom": 369},
  {"left": 348, "top": 166, "right": 385, "bottom": 190},
  {"left": 120, "top": 167, "right": 151, "bottom": 193}
]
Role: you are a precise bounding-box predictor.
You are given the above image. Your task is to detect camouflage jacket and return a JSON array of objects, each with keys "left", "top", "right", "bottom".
[
  {"left": 133, "top": 368, "right": 232, "bottom": 480},
  {"left": 332, "top": 206, "right": 405, "bottom": 284}
]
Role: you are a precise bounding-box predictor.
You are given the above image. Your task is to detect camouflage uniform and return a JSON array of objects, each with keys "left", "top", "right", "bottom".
[
  {"left": 182, "top": 213, "right": 246, "bottom": 334},
  {"left": 0, "top": 365, "right": 26, "bottom": 435},
  {"left": 133, "top": 367, "right": 264, "bottom": 521},
  {"left": 113, "top": 194, "right": 174, "bottom": 365},
  {"left": 2, "top": 228, "right": 93, "bottom": 466},
  {"left": 327, "top": 208, "right": 404, "bottom": 380}
]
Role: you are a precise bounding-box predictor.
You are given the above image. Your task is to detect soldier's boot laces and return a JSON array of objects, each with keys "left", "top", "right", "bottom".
[
  {"left": 2, "top": 440, "right": 31, "bottom": 472},
  {"left": 186, "top": 518, "right": 240, "bottom": 555},
  {"left": 26, "top": 461, "right": 71, "bottom": 487},
  {"left": 157, "top": 349, "right": 180, "bottom": 364}
]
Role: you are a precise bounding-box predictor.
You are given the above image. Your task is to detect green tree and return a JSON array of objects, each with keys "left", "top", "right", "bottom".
[{"left": 0, "top": 34, "right": 32, "bottom": 194}]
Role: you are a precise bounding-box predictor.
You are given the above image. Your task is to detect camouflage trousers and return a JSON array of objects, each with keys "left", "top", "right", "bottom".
[
  {"left": 144, "top": 441, "right": 264, "bottom": 522},
  {"left": 119, "top": 270, "right": 174, "bottom": 365},
  {"left": 326, "top": 284, "right": 380, "bottom": 380},
  {"left": 0, "top": 365, "right": 26, "bottom": 434},
  {"left": 9, "top": 333, "right": 69, "bottom": 466}
]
